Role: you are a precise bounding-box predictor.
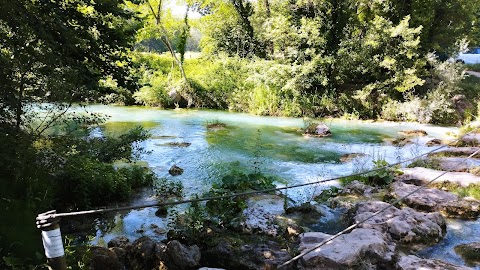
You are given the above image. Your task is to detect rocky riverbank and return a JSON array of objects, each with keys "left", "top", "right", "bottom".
[{"left": 85, "top": 134, "right": 480, "bottom": 269}]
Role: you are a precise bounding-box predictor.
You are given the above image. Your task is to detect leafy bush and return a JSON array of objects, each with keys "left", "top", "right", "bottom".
[
  {"left": 407, "top": 158, "right": 442, "bottom": 170},
  {"left": 58, "top": 160, "right": 154, "bottom": 210},
  {"left": 381, "top": 54, "right": 465, "bottom": 124}
]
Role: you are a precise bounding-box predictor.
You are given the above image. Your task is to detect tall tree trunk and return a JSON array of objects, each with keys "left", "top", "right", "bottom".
[
  {"left": 15, "top": 73, "right": 25, "bottom": 132},
  {"left": 146, "top": 0, "right": 193, "bottom": 106},
  {"left": 264, "top": 0, "right": 270, "bottom": 17}
]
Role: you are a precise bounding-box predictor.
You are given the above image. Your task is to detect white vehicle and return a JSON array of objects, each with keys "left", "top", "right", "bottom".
[{"left": 455, "top": 47, "right": 480, "bottom": 64}]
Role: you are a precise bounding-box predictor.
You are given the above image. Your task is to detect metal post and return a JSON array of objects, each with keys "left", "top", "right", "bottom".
[{"left": 36, "top": 210, "right": 67, "bottom": 270}]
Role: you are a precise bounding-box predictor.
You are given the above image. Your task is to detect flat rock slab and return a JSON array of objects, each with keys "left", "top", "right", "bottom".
[
  {"left": 401, "top": 167, "right": 480, "bottom": 187},
  {"left": 391, "top": 182, "right": 480, "bottom": 218},
  {"left": 399, "top": 130, "right": 428, "bottom": 137},
  {"left": 436, "top": 157, "right": 480, "bottom": 172},
  {"left": 396, "top": 255, "right": 471, "bottom": 270},
  {"left": 459, "top": 133, "right": 480, "bottom": 146},
  {"left": 353, "top": 201, "right": 446, "bottom": 250},
  {"left": 298, "top": 228, "right": 395, "bottom": 270},
  {"left": 429, "top": 147, "right": 480, "bottom": 158}
]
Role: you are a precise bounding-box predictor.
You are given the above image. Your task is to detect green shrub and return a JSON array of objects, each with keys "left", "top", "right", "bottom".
[
  {"left": 58, "top": 159, "right": 153, "bottom": 210},
  {"left": 407, "top": 158, "right": 442, "bottom": 170}
]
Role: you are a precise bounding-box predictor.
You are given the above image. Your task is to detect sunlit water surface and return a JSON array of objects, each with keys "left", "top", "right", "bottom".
[{"left": 67, "top": 105, "right": 475, "bottom": 268}]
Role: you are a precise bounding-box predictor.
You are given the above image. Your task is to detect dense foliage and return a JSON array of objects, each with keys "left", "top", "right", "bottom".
[
  {"left": 128, "top": 0, "right": 480, "bottom": 124},
  {"left": 2, "top": 0, "right": 480, "bottom": 267},
  {"left": 0, "top": 0, "right": 152, "bottom": 267}
]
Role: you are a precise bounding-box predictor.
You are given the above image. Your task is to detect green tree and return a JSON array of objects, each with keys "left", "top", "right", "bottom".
[
  {"left": 0, "top": 0, "right": 144, "bottom": 265},
  {"left": 132, "top": 0, "right": 195, "bottom": 105}
]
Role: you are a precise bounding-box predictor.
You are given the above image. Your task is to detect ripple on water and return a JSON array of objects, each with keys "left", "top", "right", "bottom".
[
  {"left": 82, "top": 106, "right": 456, "bottom": 246},
  {"left": 417, "top": 218, "right": 480, "bottom": 269}
]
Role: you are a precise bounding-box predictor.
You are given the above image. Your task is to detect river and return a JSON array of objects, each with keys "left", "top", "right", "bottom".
[{"left": 72, "top": 105, "right": 477, "bottom": 268}]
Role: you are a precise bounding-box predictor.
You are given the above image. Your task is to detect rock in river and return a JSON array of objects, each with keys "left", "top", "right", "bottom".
[
  {"left": 353, "top": 201, "right": 446, "bottom": 250},
  {"left": 455, "top": 242, "right": 480, "bottom": 266},
  {"left": 298, "top": 228, "right": 395, "bottom": 270},
  {"left": 391, "top": 181, "right": 480, "bottom": 219},
  {"left": 169, "top": 164, "right": 184, "bottom": 176},
  {"left": 303, "top": 123, "right": 332, "bottom": 137},
  {"left": 401, "top": 167, "right": 480, "bottom": 187},
  {"left": 396, "top": 255, "right": 471, "bottom": 270}
]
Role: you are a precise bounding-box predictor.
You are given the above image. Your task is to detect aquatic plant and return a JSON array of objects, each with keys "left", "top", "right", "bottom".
[
  {"left": 340, "top": 159, "right": 398, "bottom": 187},
  {"left": 205, "top": 170, "right": 277, "bottom": 226},
  {"left": 154, "top": 178, "right": 184, "bottom": 198}
]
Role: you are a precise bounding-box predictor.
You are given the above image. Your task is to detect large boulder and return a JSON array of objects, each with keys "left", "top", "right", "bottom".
[
  {"left": 401, "top": 167, "right": 480, "bottom": 187},
  {"left": 435, "top": 157, "right": 480, "bottom": 172},
  {"left": 162, "top": 240, "right": 201, "bottom": 270},
  {"left": 398, "top": 130, "right": 428, "bottom": 137},
  {"left": 458, "top": 133, "right": 480, "bottom": 146},
  {"left": 455, "top": 242, "right": 480, "bottom": 266},
  {"left": 169, "top": 165, "right": 184, "bottom": 176},
  {"left": 241, "top": 195, "right": 285, "bottom": 236},
  {"left": 353, "top": 201, "right": 446, "bottom": 250},
  {"left": 125, "top": 236, "right": 160, "bottom": 270},
  {"left": 89, "top": 246, "right": 123, "bottom": 270},
  {"left": 426, "top": 139, "right": 442, "bottom": 147},
  {"left": 203, "top": 240, "right": 292, "bottom": 270},
  {"left": 396, "top": 255, "right": 471, "bottom": 270},
  {"left": 298, "top": 228, "right": 395, "bottom": 270},
  {"left": 304, "top": 123, "right": 332, "bottom": 137},
  {"left": 391, "top": 182, "right": 480, "bottom": 218},
  {"left": 108, "top": 236, "right": 130, "bottom": 249},
  {"left": 340, "top": 180, "right": 377, "bottom": 197}
]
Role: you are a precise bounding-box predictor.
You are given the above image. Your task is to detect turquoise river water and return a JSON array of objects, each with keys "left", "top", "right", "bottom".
[{"left": 73, "top": 105, "right": 477, "bottom": 269}]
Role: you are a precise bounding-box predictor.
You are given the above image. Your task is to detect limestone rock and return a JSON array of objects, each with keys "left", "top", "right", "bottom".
[
  {"left": 340, "top": 180, "right": 377, "bottom": 196},
  {"left": 298, "top": 228, "right": 395, "bottom": 270},
  {"left": 163, "top": 240, "right": 201, "bottom": 270},
  {"left": 304, "top": 123, "right": 332, "bottom": 137},
  {"left": 241, "top": 194, "right": 285, "bottom": 236},
  {"left": 458, "top": 133, "right": 480, "bottom": 146},
  {"left": 204, "top": 240, "right": 291, "bottom": 270},
  {"left": 455, "top": 242, "right": 480, "bottom": 266},
  {"left": 426, "top": 139, "right": 443, "bottom": 147},
  {"left": 398, "top": 130, "right": 428, "bottom": 137},
  {"left": 108, "top": 236, "right": 130, "bottom": 249},
  {"left": 353, "top": 201, "right": 446, "bottom": 250},
  {"left": 340, "top": 153, "right": 366, "bottom": 163},
  {"left": 391, "top": 182, "right": 480, "bottom": 218},
  {"left": 203, "top": 242, "right": 234, "bottom": 268},
  {"left": 401, "top": 167, "right": 480, "bottom": 187},
  {"left": 429, "top": 147, "right": 480, "bottom": 158},
  {"left": 169, "top": 165, "right": 184, "bottom": 176},
  {"left": 396, "top": 255, "right": 471, "bottom": 270},
  {"left": 90, "top": 246, "right": 123, "bottom": 270},
  {"left": 435, "top": 157, "right": 480, "bottom": 172},
  {"left": 391, "top": 137, "right": 412, "bottom": 146},
  {"left": 126, "top": 236, "right": 159, "bottom": 270}
]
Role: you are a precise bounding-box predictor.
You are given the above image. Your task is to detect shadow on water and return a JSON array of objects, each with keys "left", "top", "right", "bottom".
[{"left": 102, "top": 121, "right": 160, "bottom": 137}]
